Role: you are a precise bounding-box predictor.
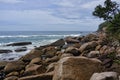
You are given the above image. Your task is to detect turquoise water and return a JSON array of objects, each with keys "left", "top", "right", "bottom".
[{"left": 0, "top": 31, "right": 92, "bottom": 61}]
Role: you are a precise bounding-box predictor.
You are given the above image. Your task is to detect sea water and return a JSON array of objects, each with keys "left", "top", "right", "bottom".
[{"left": 0, "top": 31, "right": 92, "bottom": 61}]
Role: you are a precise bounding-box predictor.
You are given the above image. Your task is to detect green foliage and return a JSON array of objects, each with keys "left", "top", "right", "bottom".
[
  {"left": 93, "top": 0, "right": 119, "bottom": 21},
  {"left": 114, "top": 59, "right": 120, "bottom": 64},
  {"left": 97, "top": 21, "right": 110, "bottom": 32},
  {"left": 93, "top": 0, "right": 120, "bottom": 40},
  {"left": 107, "top": 52, "right": 120, "bottom": 64},
  {"left": 106, "top": 13, "right": 120, "bottom": 40}
]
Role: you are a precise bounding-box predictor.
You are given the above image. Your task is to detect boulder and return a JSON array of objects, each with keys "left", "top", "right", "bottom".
[
  {"left": 116, "top": 47, "right": 120, "bottom": 54},
  {"left": 103, "top": 58, "right": 113, "bottom": 68},
  {"left": 6, "top": 42, "right": 32, "bottom": 46},
  {"left": 19, "top": 49, "right": 43, "bottom": 62},
  {"left": 95, "top": 45, "right": 102, "bottom": 51},
  {"left": 42, "top": 46, "right": 57, "bottom": 58},
  {"left": 79, "top": 42, "right": 89, "bottom": 52},
  {"left": 0, "top": 71, "right": 6, "bottom": 80},
  {"left": 79, "top": 41, "right": 98, "bottom": 53},
  {"left": 73, "top": 43, "right": 81, "bottom": 48},
  {"left": 19, "top": 72, "right": 53, "bottom": 80},
  {"left": 65, "top": 47, "right": 80, "bottom": 56},
  {"left": 62, "top": 43, "right": 81, "bottom": 49},
  {"left": 45, "top": 56, "right": 59, "bottom": 64},
  {"left": 46, "top": 62, "right": 56, "bottom": 72},
  {"left": 6, "top": 71, "right": 19, "bottom": 77},
  {"left": 24, "top": 64, "right": 46, "bottom": 76},
  {"left": 65, "top": 37, "right": 79, "bottom": 44},
  {"left": 49, "top": 39, "right": 65, "bottom": 47},
  {"left": 4, "top": 76, "right": 18, "bottom": 80},
  {"left": 0, "top": 61, "right": 8, "bottom": 70},
  {"left": 104, "top": 47, "right": 115, "bottom": 54},
  {"left": 53, "top": 56, "right": 104, "bottom": 80},
  {"left": 110, "top": 63, "right": 120, "bottom": 75},
  {"left": 60, "top": 53, "right": 73, "bottom": 59},
  {"left": 56, "top": 51, "right": 64, "bottom": 57},
  {"left": 81, "top": 34, "right": 98, "bottom": 43},
  {"left": 87, "top": 51, "right": 100, "bottom": 58},
  {"left": 4, "top": 61, "right": 25, "bottom": 73},
  {"left": 15, "top": 47, "right": 27, "bottom": 52},
  {"left": 99, "top": 45, "right": 108, "bottom": 54},
  {"left": 30, "top": 57, "right": 42, "bottom": 64},
  {"left": 90, "top": 72, "right": 119, "bottom": 80},
  {"left": 0, "top": 49, "right": 12, "bottom": 53}
]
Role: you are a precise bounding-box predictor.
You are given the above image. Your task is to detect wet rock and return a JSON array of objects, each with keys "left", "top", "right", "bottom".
[
  {"left": 15, "top": 47, "right": 27, "bottom": 52},
  {"left": 19, "top": 49, "right": 43, "bottom": 62},
  {"left": 90, "top": 72, "right": 119, "bottom": 80},
  {"left": 8, "top": 58, "right": 14, "bottom": 60},
  {"left": 0, "top": 49, "right": 12, "bottom": 53},
  {"left": 19, "top": 72, "right": 53, "bottom": 80},
  {"left": 6, "top": 42, "right": 32, "bottom": 46},
  {"left": 53, "top": 56, "right": 104, "bottom": 80},
  {"left": 4, "top": 61, "right": 25, "bottom": 73}
]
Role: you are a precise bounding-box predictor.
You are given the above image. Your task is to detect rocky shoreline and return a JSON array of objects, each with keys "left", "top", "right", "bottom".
[{"left": 0, "top": 32, "right": 120, "bottom": 80}]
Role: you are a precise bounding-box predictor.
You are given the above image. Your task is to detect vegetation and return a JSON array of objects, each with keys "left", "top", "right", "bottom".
[{"left": 93, "top": 0, "right": 120, "bottom": 40}]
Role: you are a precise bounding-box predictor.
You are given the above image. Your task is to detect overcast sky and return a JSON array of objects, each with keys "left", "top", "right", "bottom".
[{"left": 0, "top": 0, "right": 119, "bottom": 31}]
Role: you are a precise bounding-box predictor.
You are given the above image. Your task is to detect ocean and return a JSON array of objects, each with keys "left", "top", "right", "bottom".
[{"left": 0, "top": 31, "right": 92, "bottom": 61}]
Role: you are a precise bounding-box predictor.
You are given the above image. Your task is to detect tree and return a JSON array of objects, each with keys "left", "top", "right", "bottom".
[{"left": 93, "top": 0, "right": 120, "bottom": 26}]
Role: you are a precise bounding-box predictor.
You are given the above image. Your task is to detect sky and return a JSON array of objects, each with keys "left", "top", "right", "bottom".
[{"left": 0, "top": 0, "right": 119, "bottom": 31}]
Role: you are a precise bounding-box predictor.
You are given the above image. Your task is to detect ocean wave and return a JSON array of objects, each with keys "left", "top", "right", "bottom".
[
  {"left": 0, "top": 34, "right": 81, "bottom": 38},
  {"left": 0, "top": 35, "right": 40, "bottom": 38}
]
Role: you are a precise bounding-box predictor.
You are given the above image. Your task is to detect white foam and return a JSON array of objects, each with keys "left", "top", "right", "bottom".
[
  {"left": 0, "top": 35, "right": 40, "bottom": 38},
  {"left": 0, "top": 34, "right": 81, "bottom": 39}
]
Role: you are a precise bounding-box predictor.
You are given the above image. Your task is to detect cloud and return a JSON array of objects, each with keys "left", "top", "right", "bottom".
[
  {"left": 0, "top": 9, "right": 103, "bottom": 31},
  {"left": 0, "top": 0, "right": 105, "bottom": 31},
  {"left": 80, "top": 0, "right": 103, "bottom": 9},
  {"left": 0, "top": 0, "right": 24, "bottom": 4},
  {"left": 81, "top": 0, "right": 120, "bottom": 9}
]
